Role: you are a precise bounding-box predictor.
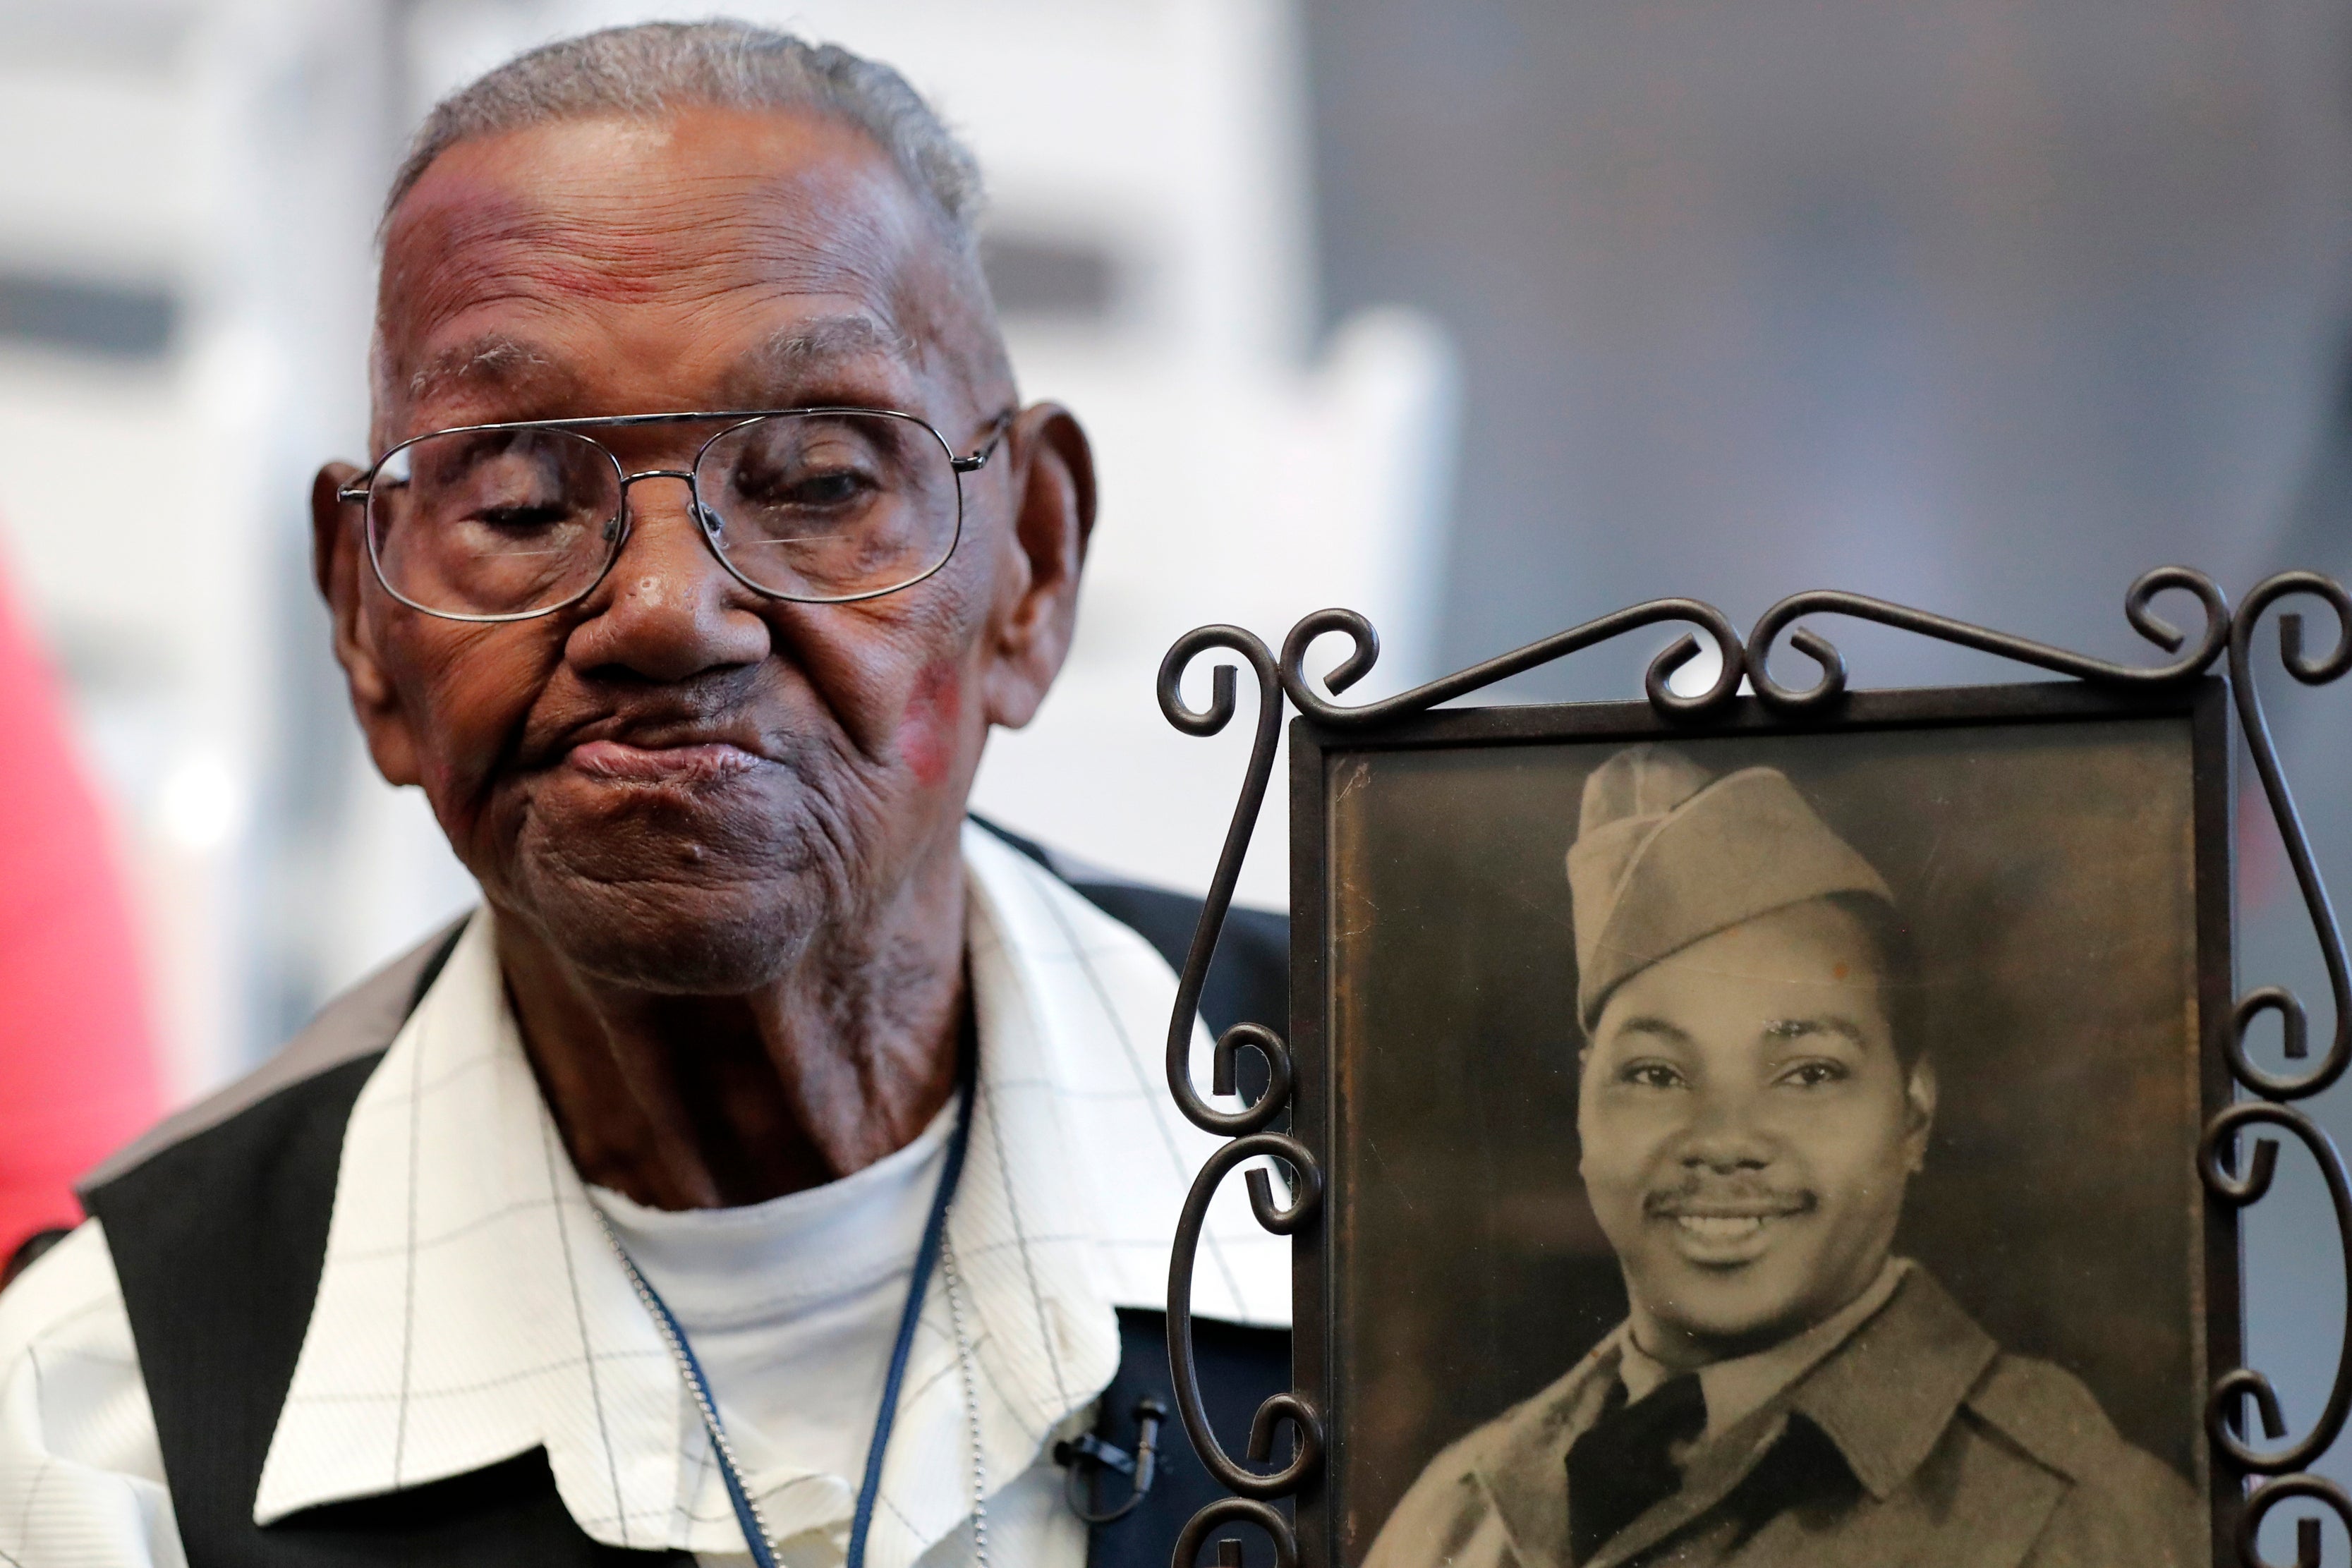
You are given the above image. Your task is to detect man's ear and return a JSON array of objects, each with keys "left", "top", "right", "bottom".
[
  {"left": 311, "top": 463, "right": 421, "bottom": 786},
  {"left": 1902, "top": 1054, "right": 1939, "bottom": 1172},
  {"left": 978, "top": 402, "right": 1096, "bottom": 730}
]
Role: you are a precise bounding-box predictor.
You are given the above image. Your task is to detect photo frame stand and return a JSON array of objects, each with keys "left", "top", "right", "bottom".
[{"left": 1154, "top": 568, "right": 2352, "bottom": 1568}]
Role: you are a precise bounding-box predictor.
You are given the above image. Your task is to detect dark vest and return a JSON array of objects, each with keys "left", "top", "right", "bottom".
[{"left": 77, "top": 822, "right": 1290, "bottom": 1568}]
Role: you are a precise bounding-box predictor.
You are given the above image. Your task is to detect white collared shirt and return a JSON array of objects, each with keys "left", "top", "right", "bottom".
[{"left": 0, "top": 825, "right": 1290, "bottom": 1567}]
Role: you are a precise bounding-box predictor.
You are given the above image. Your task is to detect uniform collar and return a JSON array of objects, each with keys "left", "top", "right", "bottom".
[
  {"left": 1615, "top": 1258, "right": 1912, "bottom": 1441},
  {"left": 1588, "top": 1268, "right": 1996, "bottom": 1568},
  {"left": 1472, "top": 1264, "right": 1994, "bottom": 1567},
  {"left": 1779, "top": 1265, "right": 1996, "bottom": 1500},
  {"left": 253, "top": 825, "right": 1287, "bottom": 1564}
]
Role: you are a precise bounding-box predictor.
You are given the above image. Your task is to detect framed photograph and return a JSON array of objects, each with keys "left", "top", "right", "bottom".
[{"left": 1285, "top": 679, "right": 2236, "bottom": 1568}]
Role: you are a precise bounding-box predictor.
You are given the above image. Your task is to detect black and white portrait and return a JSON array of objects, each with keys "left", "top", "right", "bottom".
[{"left": 1306, "top": 692, "right": 2230, "bottom": 1568}]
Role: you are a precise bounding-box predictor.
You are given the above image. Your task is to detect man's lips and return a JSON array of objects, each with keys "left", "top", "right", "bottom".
[
  {"left": 1648, "top": 1197, "right": 1812, "bottom": 1219},
  {"left": 564, "top": 738, "right": 763, "bottom": 785},
  {"left": 1668, "top": 1215, "right": 1775, "bottom": 1245},
  {"left": 1644, "top": 1190, "right": 1814, "bottom": 1260}
]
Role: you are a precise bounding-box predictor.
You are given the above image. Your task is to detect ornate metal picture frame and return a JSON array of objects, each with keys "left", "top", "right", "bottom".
[{"left": 1156, "top": 570, "right": 2352, "bottom": 1568}]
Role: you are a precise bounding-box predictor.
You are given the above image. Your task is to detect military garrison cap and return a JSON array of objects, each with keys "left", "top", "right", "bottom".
[{"left": 1567, "top": 746, "right": 1894, "bottom": 1027}]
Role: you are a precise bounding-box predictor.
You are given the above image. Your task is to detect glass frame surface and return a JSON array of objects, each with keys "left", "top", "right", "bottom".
[
  {"left": 1153, "top": 572, "right": 2352, "bottom": 1568},
  {"left": 1285, "top": 679, "right": 2238, "bottom": 1568}
]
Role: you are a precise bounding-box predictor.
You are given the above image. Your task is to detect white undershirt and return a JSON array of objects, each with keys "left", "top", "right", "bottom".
[{"left": 586, "top": 1105, "right": 955, "bottom": 1554}]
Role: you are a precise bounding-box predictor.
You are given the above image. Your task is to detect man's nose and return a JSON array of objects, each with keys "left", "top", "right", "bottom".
[
  {"left": 565, "top": 475, "right": 771, "bottom": 681},
  {"left": 1677, "top": 1086, "right": 1773, "bottom": 1171}
]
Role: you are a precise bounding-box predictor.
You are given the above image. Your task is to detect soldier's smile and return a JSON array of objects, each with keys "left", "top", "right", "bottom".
[{"left": 1650, "top": 1191, "right": 1817, "bottom": 1264}]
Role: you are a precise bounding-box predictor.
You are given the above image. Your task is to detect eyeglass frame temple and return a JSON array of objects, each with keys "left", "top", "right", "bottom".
[{"left": 951, "top": 410, "right": 1015, "bottom": 474}]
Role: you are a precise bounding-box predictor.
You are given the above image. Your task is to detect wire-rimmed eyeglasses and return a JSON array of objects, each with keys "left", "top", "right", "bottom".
[{"left": 334, "top": 406, "right": 1012, "bottom": 623}]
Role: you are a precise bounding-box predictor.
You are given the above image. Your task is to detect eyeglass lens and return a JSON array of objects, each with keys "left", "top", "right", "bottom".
[{"left": 365, "top": 411, "right": 963, "bottom": 619}]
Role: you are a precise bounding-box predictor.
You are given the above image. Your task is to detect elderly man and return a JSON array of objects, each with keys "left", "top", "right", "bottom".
[
  {"left": 1364, "top": 746, "right": 2201, "bottom": 1568},
  {"left": 0, "top": 21, "right": 1287, "bottom": 1568}
]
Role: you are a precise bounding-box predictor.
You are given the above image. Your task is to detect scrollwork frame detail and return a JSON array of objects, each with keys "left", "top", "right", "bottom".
[{"left": 1158, "top": 568, "right": 2352, "bottom": 1567}]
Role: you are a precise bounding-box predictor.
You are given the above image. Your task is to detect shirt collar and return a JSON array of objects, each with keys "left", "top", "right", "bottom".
[
  {"left": 1468, "top": 1261, "right": 1992, "bottom": 1565},
  {"left": 1575, "top": 1268, "right": 1992, "bottom": 1568},
  {"left": 1614, "top": 1257, "right": 1912, "bottom": 1440},
  {"left": 254, "top": 825, "right": 1287, "bottom": 1564}
]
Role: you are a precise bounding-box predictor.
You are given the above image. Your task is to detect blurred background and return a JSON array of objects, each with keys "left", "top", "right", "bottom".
[{"left": 5, "top": 0, "right": 2352, "bottom": 1540}]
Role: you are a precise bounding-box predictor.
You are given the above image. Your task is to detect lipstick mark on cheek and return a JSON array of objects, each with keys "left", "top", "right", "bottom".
[{"left": 897, "top": 659, "right": 964, "bottom": 789}]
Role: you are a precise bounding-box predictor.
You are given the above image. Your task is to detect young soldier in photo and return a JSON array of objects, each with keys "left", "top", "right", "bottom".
[{"left": 1363, "top": 746, "right": 2202, "bottom": 1568}]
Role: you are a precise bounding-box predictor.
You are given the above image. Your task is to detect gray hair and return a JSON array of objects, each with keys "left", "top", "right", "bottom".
[
  {"left": 384, "top": 19, "right": 986, "bottom": 252},
  {"left": 370, "top": 19, "right": 1013, "bottom": 422}
]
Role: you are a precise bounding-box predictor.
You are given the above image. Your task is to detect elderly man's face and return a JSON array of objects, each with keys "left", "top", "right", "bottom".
[
  {"left": 1578, "top": 900, "right": 1934, "bottom": 1367},
  {"left": 316, "top": 107, "right": 1089, "bottom": 992}
]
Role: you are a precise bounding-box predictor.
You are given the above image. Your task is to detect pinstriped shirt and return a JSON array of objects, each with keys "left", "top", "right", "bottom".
[{"left": 0, "top": 824, "right": 1289, "bottom": 1567}]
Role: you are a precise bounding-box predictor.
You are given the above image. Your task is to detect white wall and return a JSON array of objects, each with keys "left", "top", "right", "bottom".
[{"left": 0, "top": 0, "right": 467, "bottom": 1091}]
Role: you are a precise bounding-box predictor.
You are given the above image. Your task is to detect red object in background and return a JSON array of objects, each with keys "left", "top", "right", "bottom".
[{"left": 0, "top": 552, "right": 160, "bottom": 1262}]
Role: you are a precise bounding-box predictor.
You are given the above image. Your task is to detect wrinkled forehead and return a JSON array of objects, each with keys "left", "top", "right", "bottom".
[{"left": 372, "top": 109, "right": 959, "bottom": 430}]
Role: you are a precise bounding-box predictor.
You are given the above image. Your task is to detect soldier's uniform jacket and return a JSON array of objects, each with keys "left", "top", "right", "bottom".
[{"left": 1362, "top": 1266, "right": 2204, "bottom": 1568}]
